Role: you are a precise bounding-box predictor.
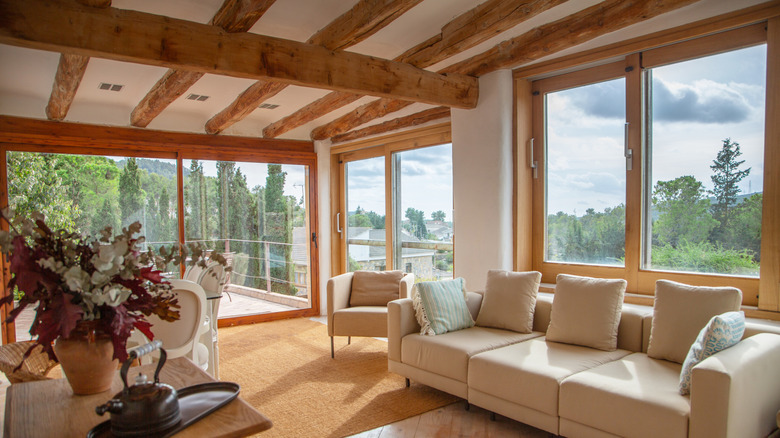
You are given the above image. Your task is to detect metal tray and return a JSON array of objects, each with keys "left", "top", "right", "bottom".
[{"left": 87, "top": 381, "right": 240, "bottom": 438}]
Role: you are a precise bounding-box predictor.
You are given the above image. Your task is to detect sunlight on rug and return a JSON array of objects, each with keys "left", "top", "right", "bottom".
[{"left": 218, "top": 318, "right": 458, "bottom": 438}]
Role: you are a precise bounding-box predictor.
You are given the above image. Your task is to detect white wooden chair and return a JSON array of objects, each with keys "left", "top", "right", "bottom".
[
  {"left": 129, "top": 279, "right": 206, "bottom": 364},
  {"left": 192, "top": 262, "right": 228, "bottom": 376}
]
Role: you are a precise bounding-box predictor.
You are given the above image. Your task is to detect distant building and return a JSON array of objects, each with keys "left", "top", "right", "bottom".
[{"left": 347, "top": 227, "right": 435, "bottom": 279}]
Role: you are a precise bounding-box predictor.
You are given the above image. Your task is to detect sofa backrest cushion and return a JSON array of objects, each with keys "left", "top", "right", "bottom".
[
  {"left": 349, "top": 270, "right": 404, "bottom": 307},
  {"left": 647, "top": 280, "right": 742, "bottom": 364},
  {"left": 475, "top": 270, "right": 541, "bottom": 333},
  {"left": 545, "top": 274, "right": 627, "bottom": 351}
]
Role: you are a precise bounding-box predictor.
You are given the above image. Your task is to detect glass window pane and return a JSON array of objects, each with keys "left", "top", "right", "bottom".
[
  {"left": 646, "top": 45, "right": 765, "bottom": 276},
  {"left": 392, "top": 144, "right": 454, "bottom": 281},
  {"left": 545, "top": 78, "right": 626, "bottom": 266},
  {"left": 184, "top": 160, "right": 311, "bottom": 318},
  {"left": 5, "top": 152, "right": 179, "bottom": 340},
  {"left": 345, "top": 157, "right": 386, "bottom": 271}
]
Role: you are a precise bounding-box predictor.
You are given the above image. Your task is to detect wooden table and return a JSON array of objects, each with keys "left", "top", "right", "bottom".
[{"left": 3, "top": 357, "right": 272, "bottom": 437}]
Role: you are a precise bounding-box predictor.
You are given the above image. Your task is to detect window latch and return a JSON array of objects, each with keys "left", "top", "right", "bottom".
[
  {"left": 624, "top": 123, "right": 633, "bottom": 171},
  {"left": 311, "top": 232, "right": 318, "bottom": 249},
  {"left": 529, "top": 138, "right": 538, "bottom": 179},
  {"left": 335, "top": 212, "right": 342, "bottom": 234}
]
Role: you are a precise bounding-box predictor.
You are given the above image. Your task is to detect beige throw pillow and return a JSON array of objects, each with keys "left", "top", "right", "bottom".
[
  {"left": 546, "top": 274, "right": 627, "bottom": 351},
  {"left": 647, "top": 280, "right": 742, "bottom": 364},
  {"left": 475, "top": 270, "right": 541, "bottom": 333},
  {"left": 349, "top": 270, "right": 405, "bottom": 307}
]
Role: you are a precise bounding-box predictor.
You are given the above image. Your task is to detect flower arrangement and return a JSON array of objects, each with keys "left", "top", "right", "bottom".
[{"left": 0, "top": 208, "right": 227, "bottom": 366}]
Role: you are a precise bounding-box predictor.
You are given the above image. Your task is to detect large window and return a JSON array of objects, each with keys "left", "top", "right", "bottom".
[
  {"left": 0, "top": 125, "right": 320, "bottom": 343},
  {"left": 645, "top": 45, "right": 765, "bottom": 276},
  {"left": 334, "top": 125, "right": 453, "bottom": 280},
  {"left": 183, "top": 160, "right": 313, "bottom": 317},
  {"left": 529, "top": 23, "right": 775, "bottom": 307},
  {"left": 393, "top": 144, "right": 454, "bottom": 280},
  {"left": 345, "top": 156, "right": 386, "bottom": 272},
  {"left": 545, "top": 78, "right": 626, "bottom": 266}
]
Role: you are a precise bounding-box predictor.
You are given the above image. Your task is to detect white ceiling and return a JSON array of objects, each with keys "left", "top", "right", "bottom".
[{"left": 0, "top": 0, "right": 769, "bottom": 141}]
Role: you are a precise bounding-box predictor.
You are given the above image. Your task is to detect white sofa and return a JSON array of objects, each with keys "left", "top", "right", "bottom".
[{"left": 388, "top": 290, "right": 780, "bottom": 437}]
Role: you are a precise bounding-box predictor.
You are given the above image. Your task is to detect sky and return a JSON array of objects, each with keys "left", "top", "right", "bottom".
[
  {"left": 198, "top": 160, "right": 307, "bottom": 202},
  {"left": 546, "top": 44, "right": 767, "bottom": 216},
  {"left": 346, "top": 143, "right": 453, "bottom": 222}
]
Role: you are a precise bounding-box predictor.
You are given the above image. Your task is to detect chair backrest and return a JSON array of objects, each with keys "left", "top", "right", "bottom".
[
  {"left": 146, "top": 279, "right": 206, "bottom": 359},
  {"left": 197, "top": 262, "right": 227, "bottom": 298},
  {"left": 183, "top": 264, "right": 204, "bottom": 282}
]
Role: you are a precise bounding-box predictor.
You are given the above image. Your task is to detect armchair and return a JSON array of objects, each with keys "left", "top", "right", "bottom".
[{"left": 327, "top": 270, "right": 414, "bottom": 358}]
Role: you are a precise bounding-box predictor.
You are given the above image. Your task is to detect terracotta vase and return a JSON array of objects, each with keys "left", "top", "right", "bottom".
[{"left": 54, "top": 331, "right": 118, "bottom": 395}]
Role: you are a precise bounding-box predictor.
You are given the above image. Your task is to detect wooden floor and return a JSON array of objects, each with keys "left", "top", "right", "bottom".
[{"left": 349, "top": 399, "right": 555, "bottom": 438}]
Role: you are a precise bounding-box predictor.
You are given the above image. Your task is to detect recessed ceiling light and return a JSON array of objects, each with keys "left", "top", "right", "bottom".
[
  {"left": 187, "top": 94, "right": 209, "bottom": 101},
  {"left": 98, "top": 83, "right": 123, "bottom": 92},
  {"left": 258, "top": 103, "right": 279, "bottom": 110}
]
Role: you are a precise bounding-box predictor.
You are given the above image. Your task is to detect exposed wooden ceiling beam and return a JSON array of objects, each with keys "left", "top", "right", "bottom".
[
  {"left": 262, "top": 91, "right": 363, "bottom": 139},
  {"left": 397, "top": 0, "right": 567, "bottom": 68},
  {"left": 312, "top": 0, "right": 702, "bottom": 141},
  {"left": 130, "top": 0, "right": 276, "bottom": 128},
  {"left": 308, "top": 0, "right": 423, "bottom": 51},
  {"left": 443, "top": 0, "right": 701, "bottom": 77},
  {"left": 0, "top": 0, "right": 477, "bottom": 109},
  {"left": 311, "top": 98, "right": 413, "bottom": 140},
  {"left": 205, "top": 0, "right": 423, "bottom": 134},
  {"left": 44, "top": 0, "right": 111, "bottom": 122},
  {"left": 45, "top": 52, "right": 89, "bottom": 121},
  {"left": 331, "top": 106, "right": 450, "bottom": 143},
  {"left": 265, "top": 0, "right": 562, "bottom": 139}
]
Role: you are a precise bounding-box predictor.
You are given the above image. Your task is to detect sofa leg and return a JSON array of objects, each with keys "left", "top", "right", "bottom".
[
  {"left": 405, "top": 378, "right": 410, "bottom": 388},
  {"left": 348, "top": 336, "right": 351, "bottom": 345},
  {"left": 464, "top": 402, "right": 470, "bottom": 411},
  {"left": 490, "top": 412, "right": 496, "bottom": 421},
  {"left": 330, "top": 337, "right": 334, "bottom": 358}
]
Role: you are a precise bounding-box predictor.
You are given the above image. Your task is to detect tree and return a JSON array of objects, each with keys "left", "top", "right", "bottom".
[
  {"left": 710, "top": 138, "right": 751, "bottom": 246},
  {"left": 118, "top": 157, "right": 144, "bottom": 225},
  {"left": 404, "top": 208, "right": 427, "bottom": 239},
  {"left": 731, "top": 193, "right": 762, "bottom": 260},
  {"left": 652, "top": 176, "right": 717, "bottom": 248},
  {"left": 432, "top": 210, "right": 446, "bottom": 222},
  {"left": 6, "top": 152, "right": 78, "bottom": 232},
  {"left": 264, "top": 164, "right": 294, "bottom": 294},
  {"left": 158, "top": 186, "right": 171, "bottom": 242}
]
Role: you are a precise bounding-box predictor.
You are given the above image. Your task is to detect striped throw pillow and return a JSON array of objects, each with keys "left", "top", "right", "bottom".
[
  {"left": 412, "top": 278, "right": 474, "bottom": 335},
  {"left": 679, "top": 311, "right": 745, "bottom": 395}
]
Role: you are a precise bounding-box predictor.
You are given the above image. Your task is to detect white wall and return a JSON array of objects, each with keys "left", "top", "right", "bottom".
[
  {"left": 451, "top": 69, "right": 514, "bottom": 291},
  {"left": 315, "top": 139, "right": 332, "bottom": 316}
]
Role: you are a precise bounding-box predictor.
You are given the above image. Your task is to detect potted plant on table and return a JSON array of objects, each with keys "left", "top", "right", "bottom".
[{"left": 0, "top": 208, "right": 227, "bottom": 394}]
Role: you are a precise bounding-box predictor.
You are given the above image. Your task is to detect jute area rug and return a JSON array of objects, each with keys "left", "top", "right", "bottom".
[{"left": 218, "top": 318, "right": 458, "bottom": 438}]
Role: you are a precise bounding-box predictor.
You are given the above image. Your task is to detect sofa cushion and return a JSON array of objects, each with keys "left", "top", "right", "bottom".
[
  {"left": 679, "top": 311, "right": 745, "bottom": 395},
  {"left": 559, "top": 353, "right": 690, "bottom": 438},
  {"left": 413, "top": 278, "right": 474, "bottom": 335},
  {"left": 332, "top": 306, "right": 389, "bottom": 337},
  {"left": 401, "top": 327, "right": 541, "bottom": 382},
  {"left": 348, "top": 270, "right": 404, "bottom": 307},
  {"left": 648, "top": 280, "right": 742, "bottom": 364},
  {"left": 468, "top": 338, "right": 630, "bottom": 417},
  {"left": 546, "top": 274, "right": 627, "bottom": 351},
  {"left": 475, "top": 270, "right": 541, "bottom": 333}
]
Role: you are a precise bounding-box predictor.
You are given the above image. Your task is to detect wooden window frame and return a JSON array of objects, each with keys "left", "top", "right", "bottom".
[
  {"left": 524, "top": 22, "right": 779, "bottom": 319},
  {"left": 330, "top": 123, "right": 452, "bottom": 276},
  {"left": 0, "top": 116, "right": 320, "bottom": 343}
]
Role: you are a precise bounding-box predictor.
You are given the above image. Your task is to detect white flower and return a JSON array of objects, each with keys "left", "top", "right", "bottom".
[
  {"left": 92, "top": 241, "right": 127, "bottom": 274},
  {"left": 87, "top": 284, "right": 132, "bottom": 307},
  {"left": 63, "top": 266, "right": 91, "bottom": 292},
  {"left": 90, "top": 270, "right": 111, "bottom": 288},
  {"left": 37, "top": 257, "right": 66, "bottom": 274}
]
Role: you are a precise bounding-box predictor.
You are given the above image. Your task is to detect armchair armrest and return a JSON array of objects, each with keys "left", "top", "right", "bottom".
[
  {"left": 327, "top": 272, "right": 354, "bottom": 336},
  {"left": 690, "top": 333, "right": 780, "bottom": 438},
  {"left": 399, "top": 273, "right": 415, "bottom": 299},
  {"left": 388, "top": 298, "right": 420, "bottom": 362}
]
